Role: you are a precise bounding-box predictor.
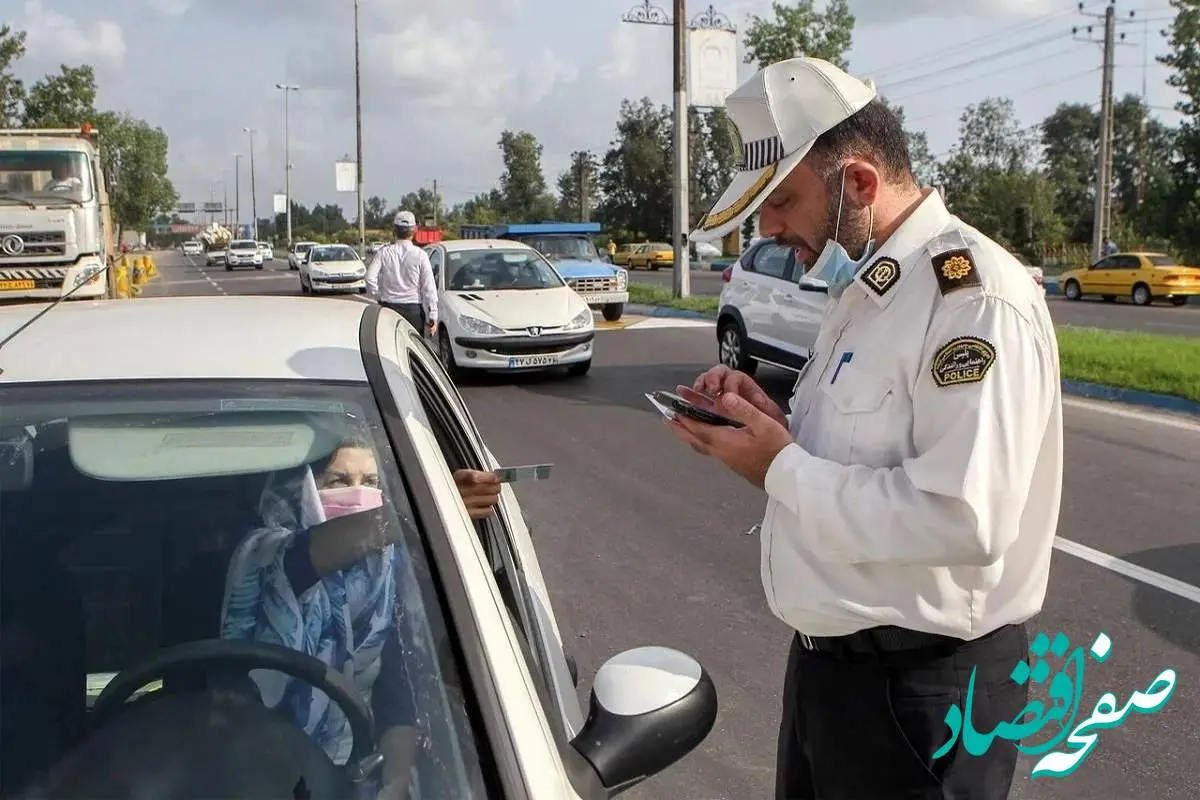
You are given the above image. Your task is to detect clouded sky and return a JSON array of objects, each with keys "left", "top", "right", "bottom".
[{"left": 8, "top": 0, "right": 1184, "bottom": 222}]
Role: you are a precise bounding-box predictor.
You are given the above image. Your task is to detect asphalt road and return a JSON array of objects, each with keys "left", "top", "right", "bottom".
[
  {"left": 150, "top": 249, "right": 1200, "bottom": 799},
  {"left": 631, "top": 267, "right": 1200, "bottom": 338}
]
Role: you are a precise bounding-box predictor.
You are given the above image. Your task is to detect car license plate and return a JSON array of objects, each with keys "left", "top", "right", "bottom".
[
  {"left": 578, "top": 293, "right": 610, "bottom": 304},
  {"left": 508, "top": 355, "right": 559, "bottom": 368},
  {"left": 0, "top": 279, "right": 35, "bottom": 290}
]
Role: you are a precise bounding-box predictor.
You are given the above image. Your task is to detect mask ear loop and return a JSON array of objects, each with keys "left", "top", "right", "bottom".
[
  {"left": 833, "top": 165, "right": 847, "bottom": 244},
  {"left": 860, "top": 204, "right": 876, "bottom": 261}
]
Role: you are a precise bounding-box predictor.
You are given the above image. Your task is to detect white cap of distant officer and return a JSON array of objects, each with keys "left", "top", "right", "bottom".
[
  {"left": 690, "top": 58, "right": 877, "bottom": 243},
  {"left": 393, "top": 210, "right": 417, "bottom": 231}
]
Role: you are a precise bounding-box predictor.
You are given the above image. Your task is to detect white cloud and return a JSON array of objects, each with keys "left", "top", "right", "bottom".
[
  {"left": 144, "top": 0, "right": 191, "bottom": 16},
  {"left": 847, "top": 0, "right": 1064, "bottom": 25},
  {"left": 19, "top": 1, "right": 127, "bottom": 69}
]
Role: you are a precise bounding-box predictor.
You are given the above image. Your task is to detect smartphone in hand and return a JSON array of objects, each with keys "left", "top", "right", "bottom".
[{"left": 646, "top": 390, "right": 744, "bottom": 428}]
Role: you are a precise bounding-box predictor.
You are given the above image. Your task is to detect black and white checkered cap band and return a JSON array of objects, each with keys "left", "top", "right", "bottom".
[{"left": 740, "top": 135, "right": 785, "bottom": 171}]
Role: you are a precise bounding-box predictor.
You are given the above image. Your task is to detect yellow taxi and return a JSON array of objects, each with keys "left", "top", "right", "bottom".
[
  {"left": 629, "top": 242, "right": 674, "bottom": 271},
  {"left": 612, "top": 243, "right": 640, "bottom": 267},
  {"left": 1059, "top": 251, "right": 1200, "bottom": 307}
]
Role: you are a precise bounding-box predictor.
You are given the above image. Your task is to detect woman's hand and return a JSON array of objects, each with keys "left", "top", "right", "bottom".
[{"left": 453, "top": 469, "right": 502, "bottom": 519}]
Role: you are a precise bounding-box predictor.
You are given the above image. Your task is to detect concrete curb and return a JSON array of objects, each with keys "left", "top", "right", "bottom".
[
  {"left": 624, "top": 303, "right": 1200, "bottom": 418},
  {"left": 1043, "top": 277, "right": 1200, "bottom": 305}
]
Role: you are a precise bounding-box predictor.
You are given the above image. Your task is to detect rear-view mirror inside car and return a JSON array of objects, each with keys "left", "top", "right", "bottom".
[
  {"left": 571, "top": 646, "right": 718, "bottom": 795},
  {"left": 68, "top": 411, "right": 342, "bottom": 481}
]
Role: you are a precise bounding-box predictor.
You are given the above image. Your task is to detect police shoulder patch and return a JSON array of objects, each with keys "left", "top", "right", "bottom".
[
  {"left": 861, "top": 256, "right": 901, "bottom": 296},
  {"left": 931, "top": 336, "right": 996, "bottom": 388},
  {"left": 931, "top": 248, "right": 981, "bottom": 295}
]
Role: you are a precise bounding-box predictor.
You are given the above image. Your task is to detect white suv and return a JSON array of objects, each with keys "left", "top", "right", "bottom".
[{"left": 716, "top": 238, "right": 828, "bottom": 375}]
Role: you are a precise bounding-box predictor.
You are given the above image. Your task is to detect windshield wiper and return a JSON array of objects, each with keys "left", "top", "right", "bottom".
[{"left": 0, "top": 192, "right": 38, "bottom": 209}]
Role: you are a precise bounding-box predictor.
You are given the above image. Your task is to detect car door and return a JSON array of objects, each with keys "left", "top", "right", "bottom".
[
  {"left": 401, "top": 329, "right": 584, "bottom": 737},
  {"left": 740, "top": 241, "right": 798, "bottom": 353},
  {"left": 1082, "top": 255, "right": 1117, "bottom": 294},
  {"left": 778, "top": 260, "right": 828, "bottom": 361},
  {"left": 1110, "top": 254, "right": 1141, "bottom": 295}
]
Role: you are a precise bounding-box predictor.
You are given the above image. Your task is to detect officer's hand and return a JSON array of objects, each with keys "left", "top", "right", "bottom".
[
  {"left": 692, "top": 365, "right": 787, "bottom": 429},
  {"left": 427, "top": 320, "right": 439, "bottom": 336},
  {"left": 666, "top": 393, "right": 793, "bottom": 489},
  {"left": 454, "top": 469, "right": 501, "bottom": 519}
]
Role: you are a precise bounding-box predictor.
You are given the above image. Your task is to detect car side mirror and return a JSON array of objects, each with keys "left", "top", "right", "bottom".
[
  {"left": 570, "top": 646, "right": 717, "bottom": 795},
  {"left": 798, "top": 276, "right": 828, "bottom": 293}
]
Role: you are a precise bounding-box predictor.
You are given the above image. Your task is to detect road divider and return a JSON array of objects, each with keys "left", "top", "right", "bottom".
[{"left": 627, "top": 283, "right": 1200, "bottom": 415}]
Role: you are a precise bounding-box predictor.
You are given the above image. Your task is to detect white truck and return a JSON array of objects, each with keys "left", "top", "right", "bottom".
[
  {"left": 199, "top": 223, "right": 233, "bottom": 266},
  {"left": 0, "top": 125, "right": 115, "bottom": 300}
]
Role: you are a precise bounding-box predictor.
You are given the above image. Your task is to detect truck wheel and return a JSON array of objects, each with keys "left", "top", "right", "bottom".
[
  {"left": 566, "top": 359, "right": 591, "bottom": 378},
  {"left": 602, "top": 303, "right": 624, "bottom": 322}
]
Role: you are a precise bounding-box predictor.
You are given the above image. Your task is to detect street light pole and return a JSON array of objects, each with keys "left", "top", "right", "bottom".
[
  {"left": 353, "top": 0, "right": 366, "bottom": 257},
  {"left": 244, "top": 127, "right": 259, "bottom": 240},
  {"left": 234, "top": 153, "right": 242, "bottom": 234},
  {"left": 275, "top": 83, "right": 300, "bottom": 247},
  {"left": 620, "top": 0, "right": 734, "bottom": 298}
]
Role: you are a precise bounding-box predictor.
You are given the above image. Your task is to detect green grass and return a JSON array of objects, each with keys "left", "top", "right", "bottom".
[
  {"left": 628, "top": 282, "right": 719, "bottom": 315},
  {"left": 1057, "top": 326, "right": 1200, "bottom": 403},
  {"left": 627, "top": 282, "right": 1200, "bottom": 402}
]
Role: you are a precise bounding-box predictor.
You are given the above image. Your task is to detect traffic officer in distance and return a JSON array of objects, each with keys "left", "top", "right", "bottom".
[
  {"left": 365, "top": 209, "right": 439, "bottom": 338},
  {"left": 668, "top": 57, "right": 1063, "bottom": 799}
]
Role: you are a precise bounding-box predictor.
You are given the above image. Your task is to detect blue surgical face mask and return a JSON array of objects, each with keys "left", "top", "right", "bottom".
[{"left": 807, "top": 166, "right": 875, "bottom": 298}]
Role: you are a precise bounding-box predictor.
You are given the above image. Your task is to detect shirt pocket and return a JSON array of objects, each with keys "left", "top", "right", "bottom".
[{"left": 818, "top": 366, "right": 896, "bottom": 467}]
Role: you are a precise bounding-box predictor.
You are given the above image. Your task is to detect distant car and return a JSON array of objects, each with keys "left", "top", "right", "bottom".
[
  {"left": 181, "top": 241, "right": 202, "bottom": 257},
  {"left": 424, "top": 238, "right": 596, "bottom": 380},
  {"left": 205, "top": 247, "right": 226, "bottom": 267},
  {"left": 299, "top": 243, "right": 366, "bottom": 294},
  {"left": 611, "top": 243, "right": 640, "bottom": 267},
  {"left": 288, "top": 241, "right": 318, "bottom": 271},
  {"left": 225, "top": 239, "right": 264, "bottom": 271},
  {"left": 716, "top": 238, "right": 825, "bottom": 375},
  {"left": 693, "top": 241, "right": 721, "bottom": 260},
  {"left": 257, "top": 242, "right": 274, "bottom": 261},
  {"left": 629, "top": 242, "right": 673, "bottom": 271},
  {"left": 367, "top": 241, "right": 385, "bottom": 255},
  {"left": 0, "top": 296, "right": 718, "bottom": 800},
  {"left": 1059, "top": 251, "right": 1200, "bottom": 306}
]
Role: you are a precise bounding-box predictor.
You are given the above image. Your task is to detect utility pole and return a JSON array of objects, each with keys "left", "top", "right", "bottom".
[
  {"left": 1137, "top": 11, "right": 1149, "bottom": 208},
  {"left": 619, "top": 2, "right": 733, "bottom": 297},
  {"left": 244, "top": 128, "right": 259, "bottom": 240},
  {"left": 1074, "top": 1, "right": 1136, "bottom": 261},
  {"left": 432, "top": 179, "right": 439, "bottom": 227},
  {"left": 578, "top": 156, "right": 589, "bottom": 222},
  {"left": 234, "top": 153, "right": 242, "bottom": 233},
  {"left": 275, "top": 83, "right": 300, "bottom": 247},
  {"left": 354, "top": 0, "right": 366, "bottom": 258}
]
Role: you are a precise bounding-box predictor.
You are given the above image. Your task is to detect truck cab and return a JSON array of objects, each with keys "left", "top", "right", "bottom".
[
  {"left": 0, "top": 126, "right": 113, "bottom": 301},
  {"left": 459, "top": 222, "right": 629, "bottom": 321}
]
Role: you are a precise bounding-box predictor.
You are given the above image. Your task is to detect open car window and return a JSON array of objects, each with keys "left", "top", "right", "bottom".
[{"left": 0, "top": 380, "right": 488, "bottom": 798}]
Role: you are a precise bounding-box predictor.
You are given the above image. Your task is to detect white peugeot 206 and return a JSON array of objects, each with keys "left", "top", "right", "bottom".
[
  {"left": 424, "top": 239, "right": 595, "bottom": 380},
  {"left": 0, "top": 296, "right": 717, "bottom": 800}
]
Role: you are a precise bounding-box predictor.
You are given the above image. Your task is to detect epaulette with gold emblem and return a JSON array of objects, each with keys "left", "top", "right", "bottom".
[{"left": 930, "top": 248, "right": 981, "bottom": 296}]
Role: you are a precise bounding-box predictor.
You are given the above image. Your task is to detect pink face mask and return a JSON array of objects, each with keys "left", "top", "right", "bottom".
[{"left": 318, "top": 485, "right": 383, "bottom": 521}]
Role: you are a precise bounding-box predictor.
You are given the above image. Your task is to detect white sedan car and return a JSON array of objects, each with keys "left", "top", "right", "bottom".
[
  {"left": 0, "top": 296, "right": 718, "bottom": 799},
  {"left": 425, "top": 239, "right": 595, "bottom": 379},
  {"left": 299, "top": 243, "right": 367, "bottom": 294}
]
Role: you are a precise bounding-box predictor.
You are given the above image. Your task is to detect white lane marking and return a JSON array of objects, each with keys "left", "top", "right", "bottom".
[
  {"left": 1063, "top": 396, "right": 1200, "bottom": 432},
  {"left": 1055, "top": 537, "right": 1200, "bottom": 605},
  {"left": 624, "top": 317, "right": 715, "bottom": 329}
]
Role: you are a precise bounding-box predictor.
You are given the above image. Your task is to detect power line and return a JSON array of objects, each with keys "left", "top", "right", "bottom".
[
  {"left": 899, "top": 66, "right": 1099, "bottom": 117},
  {"left": 858, "top": 7, "right": 1072, "bottom": 77},
  {"left": 878, "top": 30, "right": 1070, "bottom": 93}
]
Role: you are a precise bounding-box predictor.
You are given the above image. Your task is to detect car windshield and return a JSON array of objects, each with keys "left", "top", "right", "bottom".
[
  {"left": 311, "top": 246, "right": 359, "bottom": 262},
  {"left": 296, "top": 243, "right": 316, "bottom": 254},
  {"left": 445, "top": 248, "right": 565, "bottom": 291},
  {"left": 0, "top": 150, "right": 95, "bottom": 205},
  {"left": 1146, "top": 254, "right": 1178, "bottom": 267},
  {"left": 229, "top": 240, "right": 257, "bottom": 250},
  {"left": 514, "top": 235, "right": 599, "bottom": 262},
  {"left": 0, "top": 380, "right": 486, "bottom": 797}
]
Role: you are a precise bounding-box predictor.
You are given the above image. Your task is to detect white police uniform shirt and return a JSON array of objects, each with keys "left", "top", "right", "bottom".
[
  {"left": 365, "top": 239, "right": 438, "bottom": 323},
  {"left": 760, "top": 189, "right": 1063, "bottom": 640}
]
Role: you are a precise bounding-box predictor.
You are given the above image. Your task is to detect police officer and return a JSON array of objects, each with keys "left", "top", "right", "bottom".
[
  {"left": 365, "top": 210, "right": 438, "bottom": 337},
  {"left": 668, "top": 57, "right": 1063, "bottom": 799}
]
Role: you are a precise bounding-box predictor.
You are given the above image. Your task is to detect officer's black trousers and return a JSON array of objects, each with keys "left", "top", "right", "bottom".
[
  {"left": 776, "top": 623, "right": 1029, "bottom": 799},
  {"left": 380, "top": 301, "right": 425, "bottom": 333}
]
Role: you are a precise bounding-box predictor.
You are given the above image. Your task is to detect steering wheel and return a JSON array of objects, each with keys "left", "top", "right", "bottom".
[{"left": 92, "top": 640, "right": 378, "bottom": 777}]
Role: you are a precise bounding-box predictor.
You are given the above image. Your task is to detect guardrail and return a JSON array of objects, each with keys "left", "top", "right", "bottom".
[{"left": 111, "top": 254, "right": 159, "bottom": 298}]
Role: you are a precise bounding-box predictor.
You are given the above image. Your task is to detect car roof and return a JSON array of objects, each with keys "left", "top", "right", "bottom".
[
  {"left": 439, "top": 239, "right": 535, "bottom": 253},
  {"left": 0, "top": 297, "right": 371, "bottom": 384}
]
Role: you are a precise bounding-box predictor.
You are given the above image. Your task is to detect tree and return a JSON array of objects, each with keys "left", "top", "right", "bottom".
[
  {"left": 95, "top": 111, "right": 179, "bottom": 233},
  {"left": 1157, "top": 0, "right": 1200, "bottom": 257},
  {"left": 364, "top": 195, "right": 388, "bottom": 228},
  {"left": 392, "top": 188, "right": 444, "bottom": 226},
  {"left": 22, "top": 65, "right": 97, "bottom": 127},
  {"left": 743, "top": 0, "right": 855, "bottom": 69},
  {"left": 596, "top": 97, "right": 672, "bottom": 240},
  {"left": 0, "top": 25, "right": 26, "bottom": 127},
  {"left": 1040, "top": 102, "right": 1098, "bottom": 242},
  {"left": 496, "top": 129, "right": 555, "bottom": 221},
  {"left": 555, "top": 150, "right": 599, "bottom": 222}
]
